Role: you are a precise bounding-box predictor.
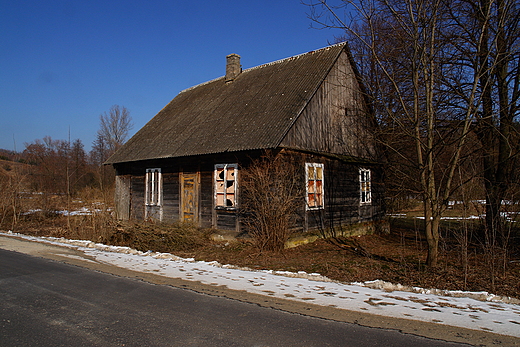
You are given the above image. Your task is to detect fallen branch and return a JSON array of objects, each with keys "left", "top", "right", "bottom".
[{"left": 327, "top": 237, "right": 398, "bottom": 262}]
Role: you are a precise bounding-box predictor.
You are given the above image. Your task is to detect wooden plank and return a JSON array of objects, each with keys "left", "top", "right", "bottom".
[
  {"left": 215, "top": 209, "right": 237, "bottom": 231},
  {"left": 130, "top": 176, "right": 145, "bottom": 220},
  {"left": 162, "top": 173, "right": 179, "bottom": 222},
  {"left": 114, "top": 175, "right": 131, "bottom": 220}
]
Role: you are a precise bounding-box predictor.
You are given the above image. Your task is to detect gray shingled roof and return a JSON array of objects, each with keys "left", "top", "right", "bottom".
[{"left": 106, "top": 43, "right": 347, "bottom": 164}]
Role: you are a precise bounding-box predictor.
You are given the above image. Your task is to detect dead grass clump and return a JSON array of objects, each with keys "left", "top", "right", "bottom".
[
  {"left": 109, "top": 221, "right": 213, "bottom": 253},
  {"left": 61, "top": 212, "right": 116, "bottom": 242},
  {"left": 15, "top": 211, "right": 214, "bottom": 256}
]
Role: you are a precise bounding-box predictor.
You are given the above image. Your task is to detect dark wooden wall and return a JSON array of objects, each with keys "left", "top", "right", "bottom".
[
  {"left": 285, "top": 150, "right": 385, "bottom": 232},
  {"left": 113, "top": 149, "right": 385, "bottom": 233},
  {"left": 162, "top": 173, "right": 179, "bottom": 222},
  {"left": 130, "top": 176, "right": 145, "bottom": 220},
  {"left": 114, "top": 152, "right": 257, "bottom": 231}
]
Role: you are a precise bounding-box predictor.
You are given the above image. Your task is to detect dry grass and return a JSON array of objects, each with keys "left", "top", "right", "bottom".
[{"left": 14, "top": 211, "right": 212, "bottom": 254}]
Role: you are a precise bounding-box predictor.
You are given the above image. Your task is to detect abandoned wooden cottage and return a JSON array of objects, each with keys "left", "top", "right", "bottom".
[{"left": 106, "top": 43, "right": 385, "bottom": 236}]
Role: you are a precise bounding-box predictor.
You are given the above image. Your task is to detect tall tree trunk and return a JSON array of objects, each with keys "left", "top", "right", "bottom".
[
  {"left": 424, "top": 201, "right": 441, "bottom": 267},
  {"left": 475, "top": 0, "right": 501, "bottom": 238},
  {"left": 476, "top": 0, "right": 515, "bottom": 245}
]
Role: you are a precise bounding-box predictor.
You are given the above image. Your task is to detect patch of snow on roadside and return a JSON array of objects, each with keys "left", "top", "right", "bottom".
[{"left": 356, "top": 279, "right": 519, "bottom": 304}]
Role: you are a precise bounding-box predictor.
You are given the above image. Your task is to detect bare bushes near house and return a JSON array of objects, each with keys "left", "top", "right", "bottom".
[{"left": 240, "top": 153, "right": 303, "bottom": 252}]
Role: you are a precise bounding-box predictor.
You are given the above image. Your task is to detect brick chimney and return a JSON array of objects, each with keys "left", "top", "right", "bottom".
[{"left": 225, "top": 53, "right": 241, "bottom": 82}]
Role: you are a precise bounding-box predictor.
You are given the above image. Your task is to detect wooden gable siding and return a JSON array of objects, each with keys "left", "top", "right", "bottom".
[{"left": 281, "top": 51, "right": 376, "bottom": 160}]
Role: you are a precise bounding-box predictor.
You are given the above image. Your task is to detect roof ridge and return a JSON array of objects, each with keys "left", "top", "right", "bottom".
[
  {"left": 179, "top": 42, "right": 346, "bottom": 95},
  {"left": 178, "top": 76, "right": 225, "bottom": 94},
  {"left": 243, "top": 42, "right": 345, "bottom": 73}
]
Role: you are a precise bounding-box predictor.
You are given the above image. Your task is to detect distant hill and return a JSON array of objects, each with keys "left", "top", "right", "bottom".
[
  {"left": 0, "top": 148, "right": 17, "bottom": 161},
  {"left": 0, "top": 155, "right": 31, "bottom": 179}
]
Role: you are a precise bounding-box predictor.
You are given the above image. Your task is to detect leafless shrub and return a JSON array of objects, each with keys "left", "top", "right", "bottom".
[
  {"left": 0, "top": 169, "right": 26, "bottom": 230},
  {"left": 241, "top": 152, "right": 303, "bottom": 252}
]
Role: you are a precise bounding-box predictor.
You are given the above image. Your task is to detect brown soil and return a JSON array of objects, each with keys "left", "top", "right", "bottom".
[{"left": 9, "top": 212, "right": 520, "bottom": 300}]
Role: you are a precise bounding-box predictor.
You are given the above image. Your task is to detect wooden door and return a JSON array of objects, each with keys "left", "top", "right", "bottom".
[{"left": 180, "top": 173, "right": 199, "bottom": 223}]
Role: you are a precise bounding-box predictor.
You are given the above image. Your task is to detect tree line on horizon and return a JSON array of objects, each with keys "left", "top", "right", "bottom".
[{"left": 0, "top": 105, "right": 133, "bottom": 199}]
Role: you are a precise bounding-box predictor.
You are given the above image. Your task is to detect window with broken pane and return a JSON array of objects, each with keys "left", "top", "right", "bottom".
[
  {"left": 215, "top": 164, "right": 238, "bottom": 208},
  {"left": 359, "top": 168, "right": 372, "bottom": 204},
  {"left": 306, "top": 163, "right": 324, "bottom": 209}
]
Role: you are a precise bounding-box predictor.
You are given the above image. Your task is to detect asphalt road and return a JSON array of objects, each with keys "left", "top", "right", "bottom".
[{"left": 0, "top": 248, "right": 473, "bottom": 347}]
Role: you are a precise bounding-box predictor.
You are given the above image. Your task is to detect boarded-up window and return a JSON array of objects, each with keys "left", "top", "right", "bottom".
[
  {"left": 306, "top": 163, "right": 324, "bottom": 209},
  {"left": 215, "top": 164, "right": 238, "bottom": 208},
  {"left": 145, "top": 168, "right": 162, "bottom": 206},
  {"left": 359, "top": 168, "right": 371, "bottom": 204}
]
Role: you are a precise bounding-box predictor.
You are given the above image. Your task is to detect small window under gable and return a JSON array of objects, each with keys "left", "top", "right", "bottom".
[
  {"left": 359, "top": 168, "right": 372, "bottom": 204},
  {"left": 306, "top": 163, "right": 324, "bottom": 210},
  {"left": 215, "top": 164, "right": 238, "bottom": 208},
  {"left": 145, "top": 168, "right": 162, "bottom": 206}
]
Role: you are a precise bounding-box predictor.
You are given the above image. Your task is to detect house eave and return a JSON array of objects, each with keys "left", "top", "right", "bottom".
[{"left": 279, "top": 147, "right": 381, "bottom": 165}]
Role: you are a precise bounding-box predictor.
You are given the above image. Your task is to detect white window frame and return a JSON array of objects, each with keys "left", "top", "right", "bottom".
[
  {"left": 214, "top": 164, "right": 238, "bottom": 209},
  {"left": 359, "top": 168, "right": 372, "bottom": 204},
  {"left": 306, "top": 163, "right": 324, "bottom": 210},
  {"left": 145, "top": 168, "right": 162, "bottom": 206}
]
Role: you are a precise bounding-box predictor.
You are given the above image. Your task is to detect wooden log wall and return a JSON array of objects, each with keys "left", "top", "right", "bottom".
[
  {"left": 162, "top": 172, "right": 179, "bottom": 222},
  {"left": 114, "top": 149, "right": 385, "bottom": 234}
]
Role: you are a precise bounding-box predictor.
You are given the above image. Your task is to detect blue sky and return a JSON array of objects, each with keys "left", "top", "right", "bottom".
[{"left": 0, "top": 0, "right": 339, "bottom": 152}]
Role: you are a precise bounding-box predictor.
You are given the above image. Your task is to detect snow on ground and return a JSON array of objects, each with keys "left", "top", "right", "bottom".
[
  {"left": 2, "top": 231, "right": 520, "bottom": 338},
  {"left": 22, "top": 201, "right": 111, "bottom": 217},
  {"left": 389, "top": 212, "right": 519, "bottom": 222},
  {"left": 22, "top": 207, "right": 106, "bottom": 216}
]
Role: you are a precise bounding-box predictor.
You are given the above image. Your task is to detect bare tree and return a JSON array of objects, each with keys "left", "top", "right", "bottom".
[
  {"left": 445, "top": 0, "right": 520, "bottom": 286},
  {"left": 23, "top": 136, "right": 69, "bottom": 194},
  {"left": 97, "top": 105, "right": 133, "bottom": 156},
  {"left": 90, "top": 133, "right": 110, "bottom": 167},
  {"left": 306, "top": 0, "right": 486, "bottom": 267},
  {"left": 0, "top": 165, "right": 26, "bottom": 230},
  {"left": 92, "top": 105, "right": 133, "bottom": 192},
  {"left": 69, "top": 139, "right": 91, "bottom": 194}
]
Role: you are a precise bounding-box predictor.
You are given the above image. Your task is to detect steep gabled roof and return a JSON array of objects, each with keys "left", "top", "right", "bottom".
[{"left": 106, "top": 43, "right": 347, "bottom": 164}]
